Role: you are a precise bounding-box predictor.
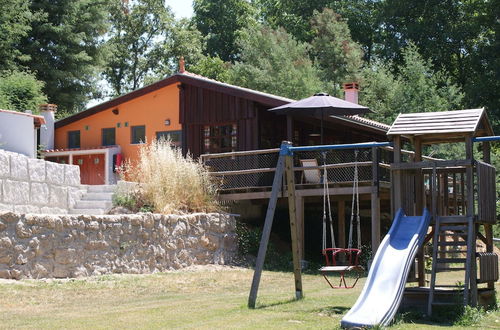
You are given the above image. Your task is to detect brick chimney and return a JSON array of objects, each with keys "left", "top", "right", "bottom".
[
  {"left": 179, "top": 56, "right": 185, "bottom": 73},
  {"left": 343, "top": 83, "right": 359, "bottom": 104},
  {"left": 39, "top": 104, "right": 57, "bottom": 150}
]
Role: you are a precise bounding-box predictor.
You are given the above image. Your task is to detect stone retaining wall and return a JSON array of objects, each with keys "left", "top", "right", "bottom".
[
  {"left": 0, "top": 211, "right": 237, "bottom": 279},
  {"left": 0, "top": 150, "right": 84, "bottom": 214}
]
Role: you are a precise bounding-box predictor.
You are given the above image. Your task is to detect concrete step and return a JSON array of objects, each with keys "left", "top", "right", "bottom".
[
  {"left": 69, "top": 208, "right": 106, "bottom": 215},
  {"left": 85, "top": 185, "right": 117, "bottom": 193},
  {"left": 74, "top": 200, "right": 112, "bottom": 209},
  {"left": 82, "top": 192, "right": 114, "bottom": 201}
]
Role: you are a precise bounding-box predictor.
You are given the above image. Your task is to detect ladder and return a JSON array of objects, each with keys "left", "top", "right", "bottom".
[{"left": 427, "top": 216, "right": 477, "bottom": 315}]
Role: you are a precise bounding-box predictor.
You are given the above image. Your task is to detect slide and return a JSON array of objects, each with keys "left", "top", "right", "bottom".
[{"left": 341, "top": 208, "right": 431, "bottom": 328}]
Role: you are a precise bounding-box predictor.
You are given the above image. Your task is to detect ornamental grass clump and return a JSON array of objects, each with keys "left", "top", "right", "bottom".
[{"left": 121, "top": 138, "right": 220, "bottom": 214}]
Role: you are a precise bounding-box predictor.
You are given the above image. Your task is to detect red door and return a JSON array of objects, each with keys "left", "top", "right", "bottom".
[{"left": 73, "top": 154, "right": 105, "bottom": 185}]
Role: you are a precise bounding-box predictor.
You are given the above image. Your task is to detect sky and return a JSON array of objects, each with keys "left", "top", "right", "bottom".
[{"left": 165, "top": 0, "right": 194, "bottom": 19}]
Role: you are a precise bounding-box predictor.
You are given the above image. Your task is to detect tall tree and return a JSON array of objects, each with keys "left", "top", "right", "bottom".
[
  {"left": 361, "top": 44, "right": 464, "bottom": 124},
  {"left": 229, "top": 25, "right": 324, "bottom": 99},
  {"left": 19, "top": 0, "right": 110, "bottom": 112},
  {"left": 0, "top": 0, "right": 36, "bottom": 71},
  {"left": 310, "top": 9, "right": 363, "bottom": 93},
  {"left": 104, "top": 0, "right": 174, "bottom": 96},
  {"left": 193, "top": 0, "right": 257, "bottom": 62}
]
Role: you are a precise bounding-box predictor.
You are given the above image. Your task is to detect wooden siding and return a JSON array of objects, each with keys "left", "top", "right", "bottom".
[{"left": 181, "top": 84, "right": 261, "bottom": 157}]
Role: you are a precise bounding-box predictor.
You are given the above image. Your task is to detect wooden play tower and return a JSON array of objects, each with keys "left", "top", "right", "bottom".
[{"left": 387, "top": 108, "right": 498, "bottom": 314}]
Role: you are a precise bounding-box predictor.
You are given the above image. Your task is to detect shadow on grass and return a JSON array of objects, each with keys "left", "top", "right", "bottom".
[
  {"left": 312, "top": 306, "right": 350, "bottom": 316},
  {"left": 255, "top": 297, "right": 299, "bottom": 309}
]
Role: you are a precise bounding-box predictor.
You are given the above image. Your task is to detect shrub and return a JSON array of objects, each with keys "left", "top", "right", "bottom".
[{"left": 120, "top": 138, "right": 220, "bottom": 214}]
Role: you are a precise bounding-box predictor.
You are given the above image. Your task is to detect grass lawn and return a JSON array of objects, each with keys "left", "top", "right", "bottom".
[{"left": 0, "top": 266, "right": 498, "bottom": 329}]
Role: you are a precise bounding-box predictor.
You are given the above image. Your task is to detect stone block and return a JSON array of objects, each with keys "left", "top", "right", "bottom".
[
  {"left": 13, "top": 205, "right": 41, "bottom": 214},
  {"left": 64, "top": 165, "right": 81, "bottom": 186},
  {"left": 68, "top": 187, "right": 84, "bottom": 209},
  {"left": 49, "top": 185, "right": 68, "bottom": 209},
  {"left": 16, "top": 221, "right": 32, "bottom": 238},
  {"left": 30, "top": 182, "right": 49, "bottom": 205},
  {"left": 0, "top": 151, "right": 9, "bottom": 177},
  {"left": 28, "top": 159, "right": 46, "bottom": 182},
  {"left": 3, "top": 180, "right": 29, "bottom": 204},
  {"left": 9, "top": 153, "right": 28, "bottom": 181},
  {"left": 46, "top": 161, "right": 65, "bottom": 185},
  {"left": 55, "top": 248, "right": 77, "bottom": 264}
]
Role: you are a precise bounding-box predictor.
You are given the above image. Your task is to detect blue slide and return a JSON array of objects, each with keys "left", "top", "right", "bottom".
[{"left": 341, "top": 208, "right": 431, "bottom": 328}]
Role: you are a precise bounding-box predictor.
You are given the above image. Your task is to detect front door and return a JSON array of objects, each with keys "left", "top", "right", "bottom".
[{"left": 73, "top": 154, "right": 105, "bottom": 185}]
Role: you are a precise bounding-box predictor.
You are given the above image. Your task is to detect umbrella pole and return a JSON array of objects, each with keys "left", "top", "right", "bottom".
[{"left": 321, "top": 110, "right": 324, "bottom": 145}]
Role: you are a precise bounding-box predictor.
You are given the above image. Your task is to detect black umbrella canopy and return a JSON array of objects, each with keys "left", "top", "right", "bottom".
[
  {"left": 268, "top": 92, "right": 370, "bottom": 116},
  {"left": 269, "top": 93, "right": 371, "bottom": 144}
]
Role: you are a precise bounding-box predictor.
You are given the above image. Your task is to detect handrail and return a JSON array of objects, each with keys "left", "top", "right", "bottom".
[
  {"left": 473, "top": 136, "right": 500, "bottom": 142},
  {"left": 200, "top": 148, "right": 280, "bottom": 160},
  {"left": 287, "top": 141, "right": 392, "bottom": 154}
]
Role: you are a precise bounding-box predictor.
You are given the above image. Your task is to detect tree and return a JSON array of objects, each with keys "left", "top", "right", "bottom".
[
  {"left": 190, "top": 56, "right": 230, "bottom": 81},
  {"left": 193, "top": 0, "right": 257, "bottom": 62},
  {"left": 361, "top": 44, "right": 464, "bottom": 124},
  {"left": 310, "top": 9, "right": 363, "bottom": 94},
  {"left": 19, "top": 0, "right": 110, "bottom": 112},
  {"left": 229, "top": 25, "right": 324, "bottom": 99},
  {"left": 0, "top": 71, "right": 47, "bottom": 113},
  {"left": 0, "top": 0, "right": 36, "bottom": 71},
  {"left": 104, "top": 0, "right": 174, "bottom": 96}
]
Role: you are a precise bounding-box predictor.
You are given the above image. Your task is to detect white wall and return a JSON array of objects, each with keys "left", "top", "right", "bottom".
[{"left": 0, "top": 112, "right": 36, "bottom": 158}]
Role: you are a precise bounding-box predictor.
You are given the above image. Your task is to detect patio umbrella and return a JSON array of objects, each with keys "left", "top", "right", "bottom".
[{"left": 268, "top": 92, "right": 371, "bottom": 144}]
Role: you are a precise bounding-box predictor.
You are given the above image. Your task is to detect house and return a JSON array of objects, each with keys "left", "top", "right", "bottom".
[
  {"left": 46, "top": 63, "right": 389, "bottom": 185},
  {"left": 0, "top": 109, "right": 45, "bottom": 158}
]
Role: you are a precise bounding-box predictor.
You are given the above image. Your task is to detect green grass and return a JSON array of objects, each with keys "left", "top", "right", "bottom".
[{"left": 0, "top": 267, "right": 498, "bottom": 329}]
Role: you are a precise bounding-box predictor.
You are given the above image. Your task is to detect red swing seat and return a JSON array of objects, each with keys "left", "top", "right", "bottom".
[{"left": 319, "top": 248, "right": 364, "bottom": 289}]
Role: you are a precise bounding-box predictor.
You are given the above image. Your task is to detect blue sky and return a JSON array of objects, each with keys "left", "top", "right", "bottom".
[{"left": 166, "top": 0, "right": 194, "bottom": 19}]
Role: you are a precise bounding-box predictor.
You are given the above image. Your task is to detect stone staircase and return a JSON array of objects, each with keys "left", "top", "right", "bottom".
[{"left": 69, "top": 185, "right": 116, "bottom": 215}]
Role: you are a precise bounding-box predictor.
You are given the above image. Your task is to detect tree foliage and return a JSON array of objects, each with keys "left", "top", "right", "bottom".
[
  {"left": 19, "top": 0, "right": 110, "bottom": 112},
  {"left": 310, "top": 9, "right": 363, "bottom": 93},
  {"left": 104, "top": 0, "right": 174, "bottom": 96},
  {"left": 229, "top": 26, "right": 324, "bottom": 99},
  {"left": 193, "top": 0, "right": 257, "bottom": 62},
  {"left": 0, "top": 71, "right": 47, "bottom": 113},
  {"left": 361, "top": 44, "right": 464, "bottom": 124}
]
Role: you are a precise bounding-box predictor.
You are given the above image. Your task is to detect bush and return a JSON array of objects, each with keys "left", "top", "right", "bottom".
[
  {"left": 0, "top": 70, "right": 47, "bottom": 112},
  {"left": 120, "top": 138, "right": 221, "bottom": 214}
]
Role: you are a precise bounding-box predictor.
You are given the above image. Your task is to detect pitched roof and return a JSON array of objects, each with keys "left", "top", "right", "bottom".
[
  {"left": 0, "top": 109, "right": 46, "bottom": 127},
  {"left": 56, "top": 71, "right": 388, "bottom": 132},
  {"left": 387, "top": 108, "right": 494, "bottom": 142}
]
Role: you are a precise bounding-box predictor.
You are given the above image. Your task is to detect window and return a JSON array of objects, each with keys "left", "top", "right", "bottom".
[
  {"left": 203, "top": 123, "right": 237, "bottom": 153},
  {"left": 68, "top": 130, "right": 80, "bottom": 149},
  {"left": 102, "top": 128, "right": 116, "bottom": 146},
  {"left": 131, "top": 125, "right": 145, "bottom": 144},
  {"left": 156, "top": 130, "right": 182, "bottom": 147}
]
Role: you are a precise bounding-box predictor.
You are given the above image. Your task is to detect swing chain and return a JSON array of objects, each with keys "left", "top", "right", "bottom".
[{"left": 322, "top": 151, "right": 335, "bottom": 251}]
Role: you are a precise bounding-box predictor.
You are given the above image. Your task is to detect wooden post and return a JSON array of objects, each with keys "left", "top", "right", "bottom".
[
  {"left": 285, "top": 153, "right": 303, "bottom": 300},
  {"left": 371, "top": 147, "right": 381, "bottom": 255},
  {"left": 483, "top": 141, "right": 491, "bottom": 164},
  {"left": 296, "top": 196, "right": 305, "bottom": 262},
  {"left": 286, "top": 115, "right": 293, "bottom": 143},
  {"left": 482, "top": 139, "right": 493, "bottom": 289},
  {"left": 392, "top": 136, "right": 402, "bottom": 215},
  {"left": 338, "top": 200, "right": 346, "bottom": 248},
  {"left": 464, "top": 135, "right": 477, "bottom": 306},
  {"left": 248, "top": 142, "right": 288, "bottom": 308},
  {"left": 413, "top": 138, "right": 425, "bottom": 286}
]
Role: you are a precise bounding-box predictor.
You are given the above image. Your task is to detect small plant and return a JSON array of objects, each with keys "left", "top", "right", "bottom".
[{"left": 454, "top": 306, "right": 485, "bottom": 326}]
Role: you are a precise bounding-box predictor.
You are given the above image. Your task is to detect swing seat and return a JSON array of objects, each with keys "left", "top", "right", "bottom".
[{"left": 319, "top": 248, "right": 364, "bottom": 289}]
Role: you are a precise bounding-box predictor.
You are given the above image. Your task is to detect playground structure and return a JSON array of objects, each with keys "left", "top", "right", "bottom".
[{"left": 228, "top": 108, "right": 499, "bottom": 327}]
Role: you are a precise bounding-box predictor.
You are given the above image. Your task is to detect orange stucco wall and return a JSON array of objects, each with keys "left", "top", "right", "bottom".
[{"left": 55, "top": 83, "right": 181, "bottom": 163}]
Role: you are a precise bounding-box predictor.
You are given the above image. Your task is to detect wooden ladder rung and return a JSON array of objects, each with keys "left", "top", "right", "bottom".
[
  {"left": 436, "top": 267, "right": 466, "bottom": 271},
  {"left": 440, "top": 225, "right": 467, "bottom": 231},
  {"left": 432, "top": 301, "right": 460, "bottom": 306},
  {"left": 438, "top": 241, "right": 467, "bottom": 247},
  {"left": 435, "top": 284, "right": 465, "bottom": 288},
  {"left": 436, "top": 258, "right": 467, "bottom": 263}
]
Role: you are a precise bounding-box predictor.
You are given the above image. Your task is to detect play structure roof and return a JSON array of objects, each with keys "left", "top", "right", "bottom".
[{"left": 387, "top": 108, "right": 494, "bottom": 143}]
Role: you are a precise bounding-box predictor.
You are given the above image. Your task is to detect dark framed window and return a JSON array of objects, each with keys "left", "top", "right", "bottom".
[
  {"left": 203, "top": 123, "right": 237, "bottom": 154},
  {"left": 156, "top": 130, "right": 182, "bottom": 147},
  {"left": 68, "top": 130, "right": 80, "bottom": 149},
  {"left": 131, "top": 125, "right": 145, "bottom": 144},
  {"left": 102, "top": 128, "right": 116, "bottom": 146}
]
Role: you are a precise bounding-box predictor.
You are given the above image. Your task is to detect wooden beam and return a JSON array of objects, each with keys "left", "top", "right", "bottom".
[
  {"left": 392, "top": 135, "right": 402, "bottom": 214},
  {"left": 248, "top": 143, "right": 287, "bottom": 308},
  {"left": 285, "top": 154, "right": 303, "bottom": 300},
  {"left": 371, "top": 147, "right": 381, "bottom": 255},
  {"left": 296, "top": 196, "right": 305, "bottom": 261}
]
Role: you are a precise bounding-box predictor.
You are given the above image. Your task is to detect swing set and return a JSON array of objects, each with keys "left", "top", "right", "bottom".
[
  {"left": 248, "top": 141, "right": 390, "bottom": 308},
  {"left": 319, "top": 150, "right": 364, "bottom": 289}
]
